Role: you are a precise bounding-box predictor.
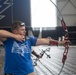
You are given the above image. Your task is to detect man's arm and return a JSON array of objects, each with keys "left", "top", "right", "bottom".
[
  {"left": 0, "top": 30, "right": 24, "bottom": 42},
  {"left": 36, "top": 37, "right": 68, "bottom": 46}
]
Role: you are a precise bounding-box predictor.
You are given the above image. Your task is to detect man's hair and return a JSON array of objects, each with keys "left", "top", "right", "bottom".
[{"left": 11, "top": 21, "right": 25, "bottom": 31}]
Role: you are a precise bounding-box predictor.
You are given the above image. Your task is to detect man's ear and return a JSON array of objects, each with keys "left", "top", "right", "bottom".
[{"left": 13, "top": 30, "right": 18, "bottom": 34}]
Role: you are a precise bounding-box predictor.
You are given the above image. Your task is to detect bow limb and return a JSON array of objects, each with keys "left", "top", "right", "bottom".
[{"left": 61, "top": 19, "right": 69, "bottom": 64}]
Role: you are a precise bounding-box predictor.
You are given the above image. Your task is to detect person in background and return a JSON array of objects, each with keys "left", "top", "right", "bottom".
[{"left": 0, "top": 21, "right": 69, "bottom": 75}]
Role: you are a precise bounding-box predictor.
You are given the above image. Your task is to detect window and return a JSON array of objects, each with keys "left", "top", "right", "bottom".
[{"left": 30, "top": 0, "right": 57, "bottom": 28}]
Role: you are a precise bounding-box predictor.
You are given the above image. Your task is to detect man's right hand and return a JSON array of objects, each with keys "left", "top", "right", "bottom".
[{"left": 14, "top": 34, "right": 25, "bottom": 42}]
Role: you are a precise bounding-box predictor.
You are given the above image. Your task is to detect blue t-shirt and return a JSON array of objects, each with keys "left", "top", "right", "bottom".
[{"left": 3, "top": 36, "right": 37, "bottom": 75}]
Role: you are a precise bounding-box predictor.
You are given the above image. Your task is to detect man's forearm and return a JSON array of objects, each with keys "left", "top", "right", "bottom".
[
  {"left": 49, "top": 38, "right": 67, "bottom": 46},
  {"left": 0, "top": 30, "right": 24, "bottom": 42},
  {"left": 0, "top": 30, "right": 16, "bottom": 38}
]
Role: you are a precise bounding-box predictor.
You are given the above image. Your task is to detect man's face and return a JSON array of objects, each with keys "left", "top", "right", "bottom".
[{"left": 13, "top": 26, "right": 26, "bottom": 36}]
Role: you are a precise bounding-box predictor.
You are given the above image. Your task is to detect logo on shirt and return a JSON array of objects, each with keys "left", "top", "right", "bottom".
[{"left": 11, "top": 41, "right": 30, "bottom": 56}]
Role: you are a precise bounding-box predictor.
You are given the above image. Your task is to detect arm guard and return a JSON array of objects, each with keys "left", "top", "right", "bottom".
[{"left": 49, "top": 40, "right": 58, "bottom": 46}]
